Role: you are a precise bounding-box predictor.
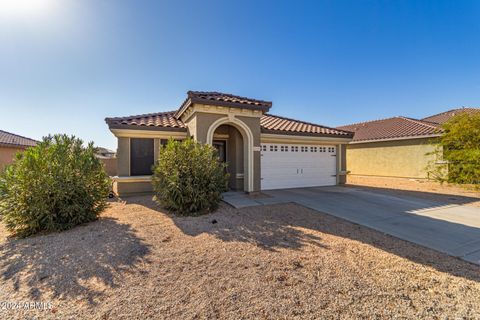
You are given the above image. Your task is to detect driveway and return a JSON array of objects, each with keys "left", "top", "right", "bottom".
[{"left": 223, "top": 186, "right": 480, "bottom": 265}]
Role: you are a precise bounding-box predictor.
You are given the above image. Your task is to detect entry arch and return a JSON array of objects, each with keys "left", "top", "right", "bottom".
[{"left": 206, "top": 116, "right": 254, "bottom": 192}]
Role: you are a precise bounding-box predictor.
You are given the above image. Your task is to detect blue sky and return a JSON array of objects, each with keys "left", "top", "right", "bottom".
[{"left": 1, "top": 0, "right": 479, "bottom": 149}]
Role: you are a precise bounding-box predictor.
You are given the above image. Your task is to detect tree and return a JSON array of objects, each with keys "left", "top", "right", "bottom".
[{"left": 427, "top": 112, "right": 480, "bottom": 186}]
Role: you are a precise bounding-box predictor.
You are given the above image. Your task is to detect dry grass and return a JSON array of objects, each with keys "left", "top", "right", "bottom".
[{"left": 1, "top": 196, "right": 480, "bottom": 319}]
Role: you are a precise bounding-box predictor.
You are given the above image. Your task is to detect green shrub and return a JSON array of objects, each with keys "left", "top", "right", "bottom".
[
  {"left": 0, "top": 134, "right": 110, "bottom": 237},
  {"left": 426, "top": 112, "right": 480, "bottom": 186},
  {"left": 152, "top": 138, "right": 229, "bottom": 215}
]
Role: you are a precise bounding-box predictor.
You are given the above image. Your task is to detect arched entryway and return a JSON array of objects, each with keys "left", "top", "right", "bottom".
[{"left": 206, "top": 117, "right": 254, "bottom": 192}]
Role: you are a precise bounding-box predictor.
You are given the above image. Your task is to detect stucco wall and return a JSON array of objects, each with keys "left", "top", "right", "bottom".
[
  {"left": 117, "top": 137, "right": 130, "bottom": 176},
  {"left": 346, "top": 138, "right": 438, "bottom": 179},
  {"left": 0, "top": 146, "right": 24, "bottom": 171},
  {"left": 191, "top": 111, "right": 261, "bottom": 192}
]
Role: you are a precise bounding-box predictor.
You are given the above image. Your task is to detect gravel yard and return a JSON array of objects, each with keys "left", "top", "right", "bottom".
[{"left": 1, "top": 196, "right": 480, "bottom": 319}]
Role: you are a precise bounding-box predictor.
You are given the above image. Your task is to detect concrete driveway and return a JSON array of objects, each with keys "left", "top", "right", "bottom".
[{"left": 223, "top": 186, "right": 480, "bottom": 265}]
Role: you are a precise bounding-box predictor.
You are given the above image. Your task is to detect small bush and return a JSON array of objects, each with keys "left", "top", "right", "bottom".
[
  {"left": 0, "top": 134, "right": 110, "bottom": 237},
  {"left": 152, "top": 138, "right": 229, "bottom": 215}
]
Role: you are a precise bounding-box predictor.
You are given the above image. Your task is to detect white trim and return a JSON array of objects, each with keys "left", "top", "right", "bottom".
[
  {"left": 349, "top": 134, "right": 441, "bottom": 144},
  {"left": 181, "top": 104, "right": 263, "bottom": 123},
  {"left": 261, "top": 133, "right": 352, "bottom": 144},
  {"left": 113, "top": 175, "right": 152, "bottom": 183},
  {"left": 206, "top": 116, "right": 255, "bottom": 192},
  {"left": 111, "top": 129, "right": 187, "bottom": 139}
]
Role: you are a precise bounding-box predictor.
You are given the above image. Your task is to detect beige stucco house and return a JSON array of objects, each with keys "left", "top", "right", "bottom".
[
  {"left": 0, "top": 130, "right": 37, "bottom": 170},
  {"left": 338, "top": 107, "right": 479, "bottom": 180},
  {"left": 106, "top": 91, "right": 354, "bottom": 196}
]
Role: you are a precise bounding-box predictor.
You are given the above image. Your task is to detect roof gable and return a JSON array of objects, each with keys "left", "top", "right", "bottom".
[{"left": 175, "top": 91, "right": 272, "bottom": 118}]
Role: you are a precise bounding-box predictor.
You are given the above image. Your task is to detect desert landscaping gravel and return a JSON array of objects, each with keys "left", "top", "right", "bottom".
[{"left": 1, "top": 196, "right": 480, "bottom": 319}]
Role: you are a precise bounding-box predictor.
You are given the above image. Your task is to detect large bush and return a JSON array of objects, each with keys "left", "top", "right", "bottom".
[
  {"left": 0, "top": 135, "right": 110, "bottom": 237},
  {"left": 152, "top": 138, "right": 229, "bottom": 215},
  {"left": 427, "top": 112, "right": 480, "bottom": 186}
]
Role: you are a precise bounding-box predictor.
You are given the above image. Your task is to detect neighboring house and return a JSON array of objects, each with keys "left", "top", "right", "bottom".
[
  {"left": 95, "top": 147, "right": 117, "bottom": 177},
  {"left": 0, "top": 130, "right": 37, "bottom": 170},
  {"left": 338, "top": 107, "right": 480, "bottom": 180},
  {"left": 106, "top": 91, "right": 354, "bottom": 196},
  {"left": 95, "top": 147, "right": 116, "bottom": 158}
]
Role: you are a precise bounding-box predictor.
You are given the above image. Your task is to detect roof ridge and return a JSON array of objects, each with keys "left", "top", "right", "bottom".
[
  {"left": 105, "top": 110, "right": 177, "bottom": 122},
  {"left": 0, "top": 130, "right": 38, "bottom": 143},
  {"left": 188, "top": 90, "right": 272, "bottom": 105},
  {"left": 422, "top": 107, "right": 480, "bottom": 121},
  {"left": 265, "top": 113, "right": 353, "bottom": 134},
  {"left": 398, "top": 116, "right": 441, "bottom": 130},
  {"left": 337, "top": 116, "right": 403, "bottom": 129}
]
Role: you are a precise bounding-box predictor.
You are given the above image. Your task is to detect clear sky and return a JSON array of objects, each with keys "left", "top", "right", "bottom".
[{"left": 1, "top": 0, "right": 479, "bottom": 150}]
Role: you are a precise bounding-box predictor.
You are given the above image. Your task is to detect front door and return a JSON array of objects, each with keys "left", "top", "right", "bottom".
[{"left": 212, "top": 140, "right": 226, "bottom": 163}]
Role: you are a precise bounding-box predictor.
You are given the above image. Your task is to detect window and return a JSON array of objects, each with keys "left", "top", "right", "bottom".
[{"left": 130, "top": 138, "right": 154, "bottom": 176}]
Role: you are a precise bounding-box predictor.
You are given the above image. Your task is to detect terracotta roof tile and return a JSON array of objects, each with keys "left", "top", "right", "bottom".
[
  {"left": 176, "top": 91, "right": 273, "bottom": 118},
  {"left": 337, "top": 117, "right": 441, "bottom": 142},
  {"left": 188, "top": 91, "right": 272, "bottom": 108},
  {"left": 261, "top": 114, "right": 352, "bottom": 137},
  {"left": 0, "top": 130, "right": 37, "bottom": 148},
  {"left": 105, "top": 111, "right": 186, "bottom": 130},
  {"left": 106, "top": 111, "right": 353, "bottom": 137},
  {"left": 422, "top": 107, "right": 480, "bottom": 124}
]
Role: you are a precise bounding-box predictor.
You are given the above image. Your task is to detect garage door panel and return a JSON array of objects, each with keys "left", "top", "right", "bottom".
[{"left": 261, "top": 143, "right": 337, "bottom": 190}]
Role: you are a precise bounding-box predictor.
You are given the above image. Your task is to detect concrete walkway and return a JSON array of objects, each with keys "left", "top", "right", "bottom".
[{"left": 222, "top": 186, "right": 480, "bottom": 265}]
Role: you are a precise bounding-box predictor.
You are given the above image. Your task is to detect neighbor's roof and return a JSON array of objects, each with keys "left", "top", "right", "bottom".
[
  {"left": 175, "top": 91, "right": 272, "bottom": 118},
  {"left": 106, "top": 111, "right": 353, "bottom": 137},
  {"left": 337, "top": 116, "right": 441, "bottom": 143},
  {"left": 0, "top": 130, "right": 37, "bottom": 148},
  {"left": 422, "top": 107, "right": 480, "bottom": 124}
]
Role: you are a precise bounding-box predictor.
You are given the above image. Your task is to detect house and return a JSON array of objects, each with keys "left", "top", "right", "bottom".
[
  {"left": 106, "top": 91, "right": 354, "bottom": 196},
  {"left": 0, "top": 130, "right": 37, "bottom": 170},
  {"left": 95, "top": 147, "right": 116, "bottom": 158},
  {"left": 338, "top": 107, "right": 480, "bottom": 180}
]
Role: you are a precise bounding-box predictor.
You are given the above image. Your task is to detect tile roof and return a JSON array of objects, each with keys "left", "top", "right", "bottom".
[
  {"left": 261, "top": 114, "right": 353, "bottom": 137},
  {"left": 422, "top": 107, "right": 480, "bottom": 124},
  {"left": 105, "top": 111, "right": 186, "bottom": 131},
  {"left": 106, "top": 111, "right": 353, "bottom": 137},
  {"left": 0, "top": 130, "right": 37, "bottom": 148},
  {"left": 176, "top": 91, "right": 272, "bottom": 118},
  {"left": 337, "top": 117, "right": 441, "bottom": 143}
]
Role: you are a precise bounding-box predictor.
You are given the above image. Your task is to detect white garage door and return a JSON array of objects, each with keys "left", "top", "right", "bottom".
[{"left": 261, "top": 143, "right": 337, "bottom": 190}]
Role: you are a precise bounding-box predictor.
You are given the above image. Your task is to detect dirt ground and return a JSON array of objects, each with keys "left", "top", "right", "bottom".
[
  {"left": 347, "top": 175, "right": 480, "bottom": 206},
  {"left": 1, "top": 196, "right": 480, "bottom": 319}
]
